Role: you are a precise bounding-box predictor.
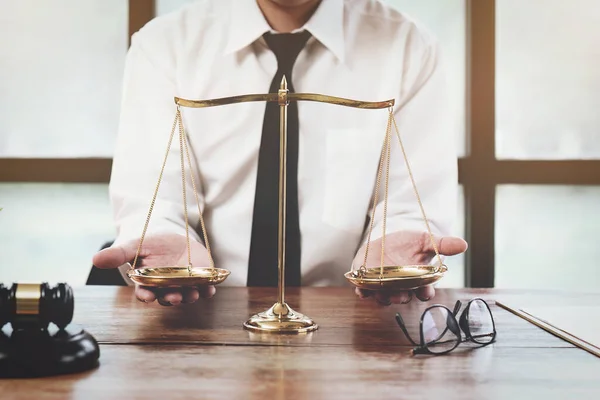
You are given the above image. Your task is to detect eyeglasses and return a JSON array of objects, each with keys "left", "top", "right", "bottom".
[{"left": 395, "top": 298, "right": 497, "bottom": 355}]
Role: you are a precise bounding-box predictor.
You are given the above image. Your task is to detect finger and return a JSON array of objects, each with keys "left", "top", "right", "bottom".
[
  {"left": 374, "top": 291, "right": 392, "bottom": 306},
  {"left": 355, "top": 288, "right": 374, "bottom": 299},
  {"left": 92, "top": 239, "right": 138, "bottom": 269},
  {"left": 433, "top": 236, "right": 468, "bottom": 256},
  {"left": 157, "top": 297, "right": 173, "bottom": 307},
  {"left": 182, "top": 287, "right": 200, "bottom": 304},
  {"left": 389, "top": 291, "right": 412, "bottom": 304},
  {"left": 161, "top": 290, "right": 183, "bottom": 306},
  {"left": 198, "top": 285, "right": 216, "bottom": 299},
  {"left": 416, "top": 285, "right": 435, "bottom": 302},
  {"left": 135, "top": 285, "right": 156, "bottom": 303}
]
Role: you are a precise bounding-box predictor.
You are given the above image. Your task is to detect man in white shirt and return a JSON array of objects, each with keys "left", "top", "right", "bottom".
[{"left": 92, "top": 0, "right": 468, "bottom": 306}]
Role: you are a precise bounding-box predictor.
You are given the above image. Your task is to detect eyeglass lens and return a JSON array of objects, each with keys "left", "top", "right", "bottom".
[
  {"left": 422, "top": 306, "right": 461, "bottom": 354},
  {"left": 465, "top": 299, "right": 495, "bottom": 344}
]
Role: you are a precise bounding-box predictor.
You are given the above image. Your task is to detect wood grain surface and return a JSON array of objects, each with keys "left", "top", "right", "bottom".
[
  {"left": 69, "top": 287, "right": 595, "bottom": 347},
  {"left": 1, "top": 287, "right": 599, "bottom": 399}
]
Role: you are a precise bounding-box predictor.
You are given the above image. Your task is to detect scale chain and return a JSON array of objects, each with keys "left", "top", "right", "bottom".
[
  {"left": 360, "top": 112, "right": 392, "bottom": 272},
  {"left": 132, "top": 107, "right": 216, "bottom": 274},
  {"left": 390, "top": 110, "right": 444, "bottom": 269},
  {"left": 177, "top": 108, "right": 193, "bottom": 273},
  {"left": 132, "top": 111, "right": 180, "bottom": 269},
  {"left": 357, "top": 108, "right": 444, "bottom": 276},
  {"left": 380, "top": 112, "right": 393, "bottom": 278},
  {"left": 181, "top": 111, "right": 216, "bottom": 271}
]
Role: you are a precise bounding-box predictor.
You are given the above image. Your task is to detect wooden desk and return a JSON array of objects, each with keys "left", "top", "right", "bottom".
[{"left": 1, "top": 287, "right": 599, "bottom": 399}]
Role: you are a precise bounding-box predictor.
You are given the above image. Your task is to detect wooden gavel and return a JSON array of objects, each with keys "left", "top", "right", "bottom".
[{"left": 0, "top": 282, "right": 74, "bottom": 330}]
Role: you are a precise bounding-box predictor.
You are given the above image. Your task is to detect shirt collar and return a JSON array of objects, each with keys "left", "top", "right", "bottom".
[
  {"left": 224, "top": 0, "right": 345, "bottom": 63},
  {"left": 223, "top": 1, "right": 271, "bottom": 56},
  {"left": 304, "top": 0, "right": 345, "bottom": 63}
]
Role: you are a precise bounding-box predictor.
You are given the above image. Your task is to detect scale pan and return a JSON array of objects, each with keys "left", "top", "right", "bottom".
[
  {"left": 127, "top": 266, "right": 231, "bottom": 287},
  {"left": 344, "top": 264, "right": 446, "bottom": 291}
]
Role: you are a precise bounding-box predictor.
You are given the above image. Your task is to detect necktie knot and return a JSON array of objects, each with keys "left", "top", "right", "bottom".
[{"left": 263, "top": 31, "right": 312, "bottom": 74}]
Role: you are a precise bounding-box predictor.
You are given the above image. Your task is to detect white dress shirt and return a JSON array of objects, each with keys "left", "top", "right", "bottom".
[{"left": 110, "top": 0, "right": 458, "bottom": 286}]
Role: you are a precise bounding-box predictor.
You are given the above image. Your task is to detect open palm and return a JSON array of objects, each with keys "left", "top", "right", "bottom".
[
  {"left": 353, "top": 230, "right": 468, "bottom": 305},
  {"left": 93, "top": 234, "right": 214, "bottom": 306}
]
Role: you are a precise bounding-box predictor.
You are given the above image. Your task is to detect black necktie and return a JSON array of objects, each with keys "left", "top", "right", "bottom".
[{"left": 247, "top": 31, "right": 312, "bottom": 287}]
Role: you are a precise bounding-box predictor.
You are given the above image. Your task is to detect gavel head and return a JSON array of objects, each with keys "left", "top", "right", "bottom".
[{"left": 0, "top": 283, "right": 74, "bottom": 330}]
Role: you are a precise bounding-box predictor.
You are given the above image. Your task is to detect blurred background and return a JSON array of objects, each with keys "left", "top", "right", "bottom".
[{"left": 0, "top": 0, "right": 598, "bottom": 291}]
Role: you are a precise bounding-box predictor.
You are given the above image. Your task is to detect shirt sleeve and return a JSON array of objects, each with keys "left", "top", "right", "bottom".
[
  {"left": 109, "top": 32, "right": 203, "bottom": 251},
  {"left": 365, "top": 35, "right": 459, "bottom": 244}
]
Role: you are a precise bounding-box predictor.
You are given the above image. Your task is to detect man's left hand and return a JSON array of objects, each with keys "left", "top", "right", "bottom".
[{"left": 353, "top": 230, "right": 468, "bottom": 305}]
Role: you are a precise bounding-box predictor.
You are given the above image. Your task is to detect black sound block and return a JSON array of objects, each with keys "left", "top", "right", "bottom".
[{"left": 0, "top": 324, "right": 100, "bottom": 378}]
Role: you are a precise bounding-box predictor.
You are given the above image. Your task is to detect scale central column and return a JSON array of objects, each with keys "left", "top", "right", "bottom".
[
  {"left": 243, "top": 76, "right": 318, "bottom": 334},
  {"left": 277, "top": 75, "right": 288, "bottom": 309}
]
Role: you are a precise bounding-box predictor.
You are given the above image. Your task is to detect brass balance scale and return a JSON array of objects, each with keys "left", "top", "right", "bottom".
[{"left": 125, "top": 76, "right": 447, "bottom": 334}]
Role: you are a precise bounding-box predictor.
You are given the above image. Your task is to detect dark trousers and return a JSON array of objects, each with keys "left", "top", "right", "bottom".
[{"left": 86, "top": 241, "right": 127, "bottom": 286}]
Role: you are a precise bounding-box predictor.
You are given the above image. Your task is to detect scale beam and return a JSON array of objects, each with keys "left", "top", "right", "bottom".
[{"left": 175, "top": 93, "right": 394, "bottom": 109}]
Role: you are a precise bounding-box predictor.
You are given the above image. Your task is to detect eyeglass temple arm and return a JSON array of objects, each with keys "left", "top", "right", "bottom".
[
  {"left": 395, "top": 313, "right": 420, "bottom": 347},
  {"left": 448, "top": 300, "right": 465, "bottom": 338},
  {"left": 453, "top": 300, "right": 462, "bottom": 316},
  {"left": 411, "top": 346, "right": 431, "bottom": 355}
]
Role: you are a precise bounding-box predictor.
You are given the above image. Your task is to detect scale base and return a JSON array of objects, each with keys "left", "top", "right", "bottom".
[{"left": 243, "top": 302, "right": 318, "bottom": 334}]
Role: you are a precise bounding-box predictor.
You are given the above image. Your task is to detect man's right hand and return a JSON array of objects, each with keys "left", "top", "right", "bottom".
[{"left": 92, "top": 233, "right": 215, "bottom": 306}]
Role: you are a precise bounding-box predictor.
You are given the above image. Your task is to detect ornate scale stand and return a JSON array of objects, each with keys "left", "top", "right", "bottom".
[{"left": 126, "top": 76, "right": 447, "bottom": 334}]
